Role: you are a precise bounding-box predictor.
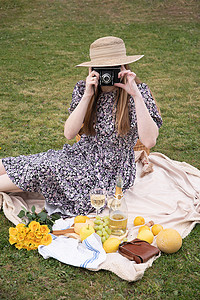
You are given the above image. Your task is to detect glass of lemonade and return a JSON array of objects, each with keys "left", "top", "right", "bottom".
[
  {"left": 109, "top": 196, "right": 128, "bottom": 236},
  {"left": 90, "top": 188, "right": 107, "bottom": 215}
]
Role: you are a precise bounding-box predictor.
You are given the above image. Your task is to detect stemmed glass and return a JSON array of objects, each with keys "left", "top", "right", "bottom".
[{"left": 90, "top": 188, "right": 107, "bottom": 215}]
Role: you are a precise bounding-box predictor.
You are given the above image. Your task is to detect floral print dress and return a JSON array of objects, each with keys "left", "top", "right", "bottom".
[{"left": 2, "top": 81, "right": 162, "bottom": 216}]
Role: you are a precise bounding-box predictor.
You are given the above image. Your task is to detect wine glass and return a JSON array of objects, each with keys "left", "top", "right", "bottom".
[{"left": 90, "top": 188, "right": 107, "bottom": 215}]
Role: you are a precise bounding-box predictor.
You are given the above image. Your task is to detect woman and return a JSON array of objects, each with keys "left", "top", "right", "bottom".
[{"left": 0, "top": 36, "right": 162, "bottom": 216}]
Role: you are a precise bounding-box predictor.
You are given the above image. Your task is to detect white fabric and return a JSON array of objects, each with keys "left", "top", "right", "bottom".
[
  {"left": 52, "top": 217, "right": 74, "bottom": 230},
  {"left": 0, "top": 191, "right": 45, "bottom": 225},
  {"left": 38, "top": 233, "right": 107, "bottom": 269},
  {"left": 1, "top": 152, "right": 200, "bottom": 281}
]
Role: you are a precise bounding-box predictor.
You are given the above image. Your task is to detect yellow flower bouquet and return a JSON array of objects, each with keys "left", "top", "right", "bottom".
[{"left": 9, "top": 221, "right": 52, "bottom": 251}]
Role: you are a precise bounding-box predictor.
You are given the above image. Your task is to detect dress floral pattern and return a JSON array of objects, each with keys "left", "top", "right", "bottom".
[{"left": 2, "top": 81, "right": 162, "bottom": 216}]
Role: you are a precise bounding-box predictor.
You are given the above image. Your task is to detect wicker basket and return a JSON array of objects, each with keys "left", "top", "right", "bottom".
[
  {"left": 76, "top": 134, "right": 81, "bottom": 143},
  {"left": 76, "top": 134, "right": 150, "bottom": 155},
  {"left": 133, "top": 139, "right": 150, "bottom": 155}
]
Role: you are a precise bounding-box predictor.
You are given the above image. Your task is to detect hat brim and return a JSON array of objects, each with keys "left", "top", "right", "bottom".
[{"left": 76, "top": 55, "right": 144, "bottom": 67}]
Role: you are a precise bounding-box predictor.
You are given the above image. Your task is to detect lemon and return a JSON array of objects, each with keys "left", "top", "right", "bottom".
[
  {"left": 103, "top": 237, "right": 121, "bottom": 253},
  {"left": 134, "top": 216, "right": 145, "bottom": 226},
  {"left": 74, "top": 215, "right": 90, "bottom": 224},
  {"left": 138, "top": 225, "right": 150, "bottom": 233},
  {"left": 151, "top": 224, "right": 163, "bottom": 236},
  {"left": 137, "top": 230, "right": 154, "bottom": 244}
]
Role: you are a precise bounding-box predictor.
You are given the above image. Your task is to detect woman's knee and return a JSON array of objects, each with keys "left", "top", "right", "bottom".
[
  {"left": 0, "top": 173, "right": 23, "bottom": 193},
  {"left": 0, "top": 160, "right": 6, "bottom": 176},
  {"left": 0, "top": 160, "right": 23, "bottom": 192}
]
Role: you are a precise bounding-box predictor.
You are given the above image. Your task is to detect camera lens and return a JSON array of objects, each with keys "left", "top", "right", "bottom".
[{"left": 102, "top": 73, "right": 112, "bottom": 84}]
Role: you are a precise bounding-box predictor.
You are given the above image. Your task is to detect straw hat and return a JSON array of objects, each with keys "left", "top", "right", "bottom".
[{"left": 76, "top": 36, "right": 144, "bottom": 67}]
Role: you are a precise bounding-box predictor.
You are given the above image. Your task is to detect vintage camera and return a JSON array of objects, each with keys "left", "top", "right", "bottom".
[{"left": 92, "top": 66, "right": 121, "bottom": 86}]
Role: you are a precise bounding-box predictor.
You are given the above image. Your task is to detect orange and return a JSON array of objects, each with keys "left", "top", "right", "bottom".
[
  {"left": 138, "top": 225, "right": 150, "bottom": 233},
  {"left": 137, "top": 230, "right": 154, "bottom": 244},
  {"left": 151, "top": 224, "right": 163, "bottom": 236},
  {"left": 134, "top": 216, "right": 145, "bottom": 226},
  {"left": 74, "top": 215, "right": 90, "bottom": 224}
]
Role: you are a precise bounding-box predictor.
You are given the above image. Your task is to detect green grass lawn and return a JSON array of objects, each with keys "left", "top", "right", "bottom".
[{"left": 0, "top": 0, "right": 199, "bottom": 299}]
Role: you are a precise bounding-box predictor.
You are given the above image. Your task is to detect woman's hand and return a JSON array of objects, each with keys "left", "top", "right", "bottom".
[
  {"left": 84, "top": 68, "right": 99, "bottom": 97},
  {"left": 114, "top": 65, "right": 140, "bottom": 97}
]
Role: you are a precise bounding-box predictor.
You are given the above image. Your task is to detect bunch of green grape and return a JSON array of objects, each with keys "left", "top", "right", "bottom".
[{"left": 94, "top": 216, "right": 111, "bottom": 243}]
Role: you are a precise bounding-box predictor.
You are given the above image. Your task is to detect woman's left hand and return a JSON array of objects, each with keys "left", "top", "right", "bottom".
[{"left": 114, "top": 65, "right": 140, "bottom": 97}]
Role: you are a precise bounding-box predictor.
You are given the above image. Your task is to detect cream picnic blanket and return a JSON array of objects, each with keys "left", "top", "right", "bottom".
[{"left": 1, "top": 152, "right": 200, "bottom": 281}]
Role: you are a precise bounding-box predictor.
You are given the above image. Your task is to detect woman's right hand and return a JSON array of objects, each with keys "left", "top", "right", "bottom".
[{"left": 85, "top": 68, "right": 99, "bottom": 97}]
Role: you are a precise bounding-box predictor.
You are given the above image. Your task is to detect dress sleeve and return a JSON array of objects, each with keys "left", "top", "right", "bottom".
[
  {"left": 68, "top": 80, "right": 86, "bottom": 114},
  {"left": 139, "top": 83, "right": 163, "bottom": 128}
]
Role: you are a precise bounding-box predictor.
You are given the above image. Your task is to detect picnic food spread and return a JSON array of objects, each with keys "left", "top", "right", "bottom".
[
  {"left": 52, "top": 214, "right": 128, "bottom": 249},
  {"left": 52, "top": 212, "right": 183, "bottom": 256},
  {"left": 10, "top": 176, "right": 183, "bottom": 258},
  {"left": 52, "top": 175, "right": 183, "bottom": 257}
]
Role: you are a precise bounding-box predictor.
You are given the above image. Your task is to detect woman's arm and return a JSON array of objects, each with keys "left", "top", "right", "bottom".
[
  {"left": 131, "top": 91, "right": 159, "bottom": 148},
  {"left": 115, "top": 66, "right": 159, "bottom": 149},
  {"left": 64, "top": 69, "right": 99, "bottom": 140},
  {"left": 64, "top": 93, "right": 91, "bottom": 140}
]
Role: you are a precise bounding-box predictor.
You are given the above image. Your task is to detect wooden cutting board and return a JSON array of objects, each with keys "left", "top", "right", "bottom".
[
  {"left": 52, "top": 226, "right": 128, "bottom": 241},
  {"left": 52, "top": 226, "right": 79, "bottom": 239}
]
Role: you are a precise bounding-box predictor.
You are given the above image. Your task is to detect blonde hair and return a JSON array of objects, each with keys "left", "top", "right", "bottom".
[{"left": 79, "top": 65, "right": 142, "bottom": 136}]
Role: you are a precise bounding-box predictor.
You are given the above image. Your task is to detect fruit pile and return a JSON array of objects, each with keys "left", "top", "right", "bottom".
[
  {"left": 73, "top": 215, "right": 121, "bottom": 253},
  {"left": 73, "top": 216, "right": 94, "bottom": 241},
  {"left": 133, "top": 216, "right": 182, "bottom": 253},
  {"left": 133, "top": 216, "right": 163, "bottom": 244},
  {"left": 72, "top": 214, "right": 183, "bottom": 255},
  {"left": 73, "top": 215, "right": 112, "bottom": 243},
  {"left": 74, "top": 215, "right": 112, "bottom": 242}
]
